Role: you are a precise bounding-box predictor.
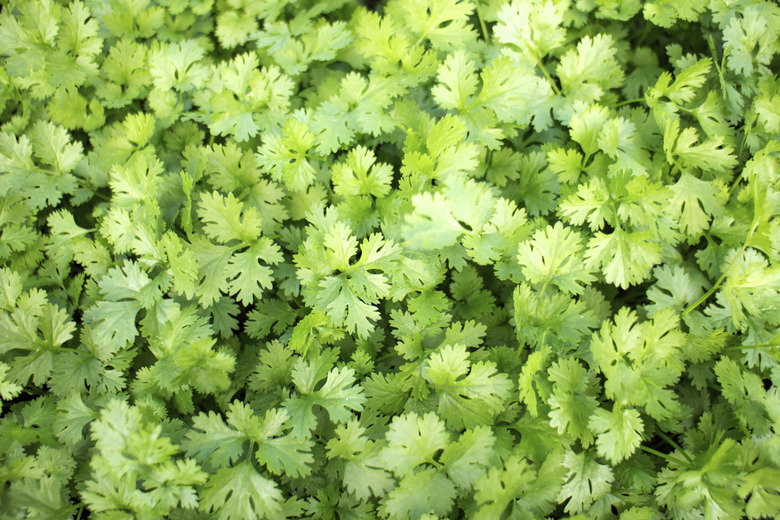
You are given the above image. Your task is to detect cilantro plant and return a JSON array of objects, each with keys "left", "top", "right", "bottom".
[{"left": 1, "top": 0, "right": 780, "bottom": 518}]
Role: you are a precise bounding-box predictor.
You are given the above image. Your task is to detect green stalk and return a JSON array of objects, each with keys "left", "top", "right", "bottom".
[{"left": 536, "top": 58, "right": 562, "bottom": 96}]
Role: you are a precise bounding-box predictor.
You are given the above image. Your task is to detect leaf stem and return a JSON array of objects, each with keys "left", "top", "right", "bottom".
[
  {"left": 305, "top": 154, "right": 332, "bottom": 166},
  {"left": 475, "top": 2, "right": 490, "bottom": 44},
  {"left": 426, "top": 457, "right": 443, "bottom": 469},
  {"left": 725, "top": 341, "right": 780, "bottom": 361},
  {"left": 536, "top": 59, "right": 561, "bottom": 96},
  {"left": 640, "top": 446, "right": 691, "bottom": 468},
  {"left": 56, "top": 346, "right": 89, "bottom": 355},
  {"left": 727, "top": 173, "right": 743, "bottom": 198},
  {"left": 683, "top": 179, "right": 763, "bottom": 316},
  {"left": 656, "top": 431, "right": 692, "bottom": 463},
  {"left": 681, "top": 244, "right": 744, "bottom": 317},
  {"left": 614, "top": 98, "right": 645, "bottom": 108}
]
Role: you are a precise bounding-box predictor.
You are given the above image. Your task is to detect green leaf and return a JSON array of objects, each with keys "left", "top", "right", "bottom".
[
  {"left": 474, "top": 453, "right": 566, "bottom": 520},
  {"left": 403, "top": 192, "right": 465, "bottom": 250},
  {"left": 53, "top": 391, "right": 97, "bottom": 447},
  {"left": 82, "top": 399, "right": 207, "bottom": 518},
  {"left": 547, "top": 358, "right": 600, "bottom": 446},
  {"left": 82, "top": 261, "right": 160, "bottom": 360},
  {"left": 425, "top": 344, "right": 512, "bottom": 429},
  {"left": 256, "top": 118, "right": 318, "bottom": 191},
  {"left": 390, "top": 0, "right": 476, "bottom": 52},
  {"left": 149, "top": 39, "right": 209, "bottom": 92},
  {"left": 332, "top": 145, "right": 393, "bottom": 198},
  {"left": 379, "top": 467, "right": 457, "bottom": 519},
  {"left": 588, "top": 405, "right": 644, "bottom": 464},
  {"left": 645, "top": 265, "right": 706, "bottom": 317},
  {"left": 200, "top": 461, "right": 284, "bottom": 520},
  {"left": 590, "top": 307, "right": 687, "bottom": 422},
  {"left": 667, "top": 173, "right": 726, "bottom": 237},
  {"left": 0, "top": 289, "right": 77, "bottom": 386},
  {"left": 198, "top": 191, "right": 262, "bottom": 245},
  {"left": 558, "top": 450, "right": 614, "bottom": 514},
  {"left": 0, "top": 361, "right": 23, "bottom": 412},
  {"left": 327, "top": 419, "right": 395, "bottom": 500},
  {"left": 517, "top": 222, "right": 595, "bottom": 294},
  {"left": 284, "top": 365, "right": 366, "bottom": 439},
  {"left": 184, "top": 410, "right": 247, "bottom": 469},
  {"left": 585, "top": 228, "right": 662, "bottom": 289},
  {"left": 494, "top": 0, "right": 566, "bottom": 62},
  {"left": 597, "top": 116, "right": 650, "bottom": 176},
  {"left": 29, "top": 121, "right": 83, "bottom": 175},
  {"left": 380, "top": 412, "right": 449, "bottom": 476},
  {"left": 440, "top": 426, "right": 495, "bottom": 489},
  {"left": 664, "top": 121, "right": 737, "bottom": 179},
  {"left": 432, "top": 49, "right": 479, "bottom": 112},
  {"left": 643, "top": 0, "right": 708, "bottom": 28},
  {"left": 557, "top": 34, "right": 624, "bottom": 108}
]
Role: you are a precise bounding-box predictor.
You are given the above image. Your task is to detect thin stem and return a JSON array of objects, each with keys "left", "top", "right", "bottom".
[
  {"left": 681, "top": 243, "right": 745, "bottom": 316},
  {"left": 426, "top": 458, "right": 444, "bottom": 470},
  {"left": 475, "top": 2, "right": 490, "bottom": 44},
  {"left": 90, "top": 190, "right": 111, "bottom": 203},
  {"left": 614, "top": 98, "right": 645, "bottom": 108},
  {"left": 683, "top": 180, "right": 763, "bottom": 316},
  {"left": 656, "top": 431, "right": 692, "bottom": 463},
  {"left": 305, "top": 154, "right": 332, "bottom": 166},
  {"left": 634, "top": 20, "right": 654, "bottom": 47},
  {"left": 640, "top": 446, "right": 691, "bottom": 468},
  {"left": 726, "top": 342, "right": 780, "bottom": 361},
  {"left": 726, "top": 340, "right": 780, "bottom": 351},
  {"left": 536, "top": 58, "right": 561, "bottom": 96},
  {"left": 738, "top": 127, "right": 752, "bottom": 157},
  {"left": 727, "top": 173, "right": 743, "bottom": 198},
  {"left": 56, "top": 346, "right": 89, "bottom": 355}
]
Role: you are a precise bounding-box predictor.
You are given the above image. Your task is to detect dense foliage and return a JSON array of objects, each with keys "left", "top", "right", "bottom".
[{"left": 1, "top": 0, "right": 779, "bottom": 518}]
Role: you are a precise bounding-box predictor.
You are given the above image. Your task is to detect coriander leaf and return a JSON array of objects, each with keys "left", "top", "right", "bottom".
[
  {"left": 557, "top": 34, "right": 624, "bottom": 116},
  {"left": 284, "top": 365, "right": 366, "bottom": 439},
  {"left": 380, "top": 412, "right": 449, "bottom": 476},
  {"left": 29, "top": 121, "right": 83, "bottom": 175},
  {"left": 664, "top": 121, "right": 737, "bottom": 179},
  {"left": 474, "top": 453, "right": 566, "bottom": 520},
  {"left": 184, "top": 410, "right": 247, "bottom": 469},
  {"left": 389, "top": 0, "right": 476, "bottom": 52},
  {"left": 332, "top": 145, "right": 393, "bottom": 199},
  {"left": 588, "top": 405, "right": 644, "bottom": 464},
  {"left": 0, "top": 361, "right": 23, "bottom": 412},
  {"left": 584, "top": 228, "right": 661, "bottom": 289},
  {"left": 149, "top": 39, "right": 208, "bottom": 93},
  {"left": 198, "top": 191, "right": 262, "bottom": 245},
  {"left": 82, "top": 261, "right": 160, "bottom": 360},
  {"left": 494, "top": 0, "right": 566, "bottom": 63},
  {"left": 558, "top": 450, "right": 614, "bottom": 514},
  {"left": 200, "top": 461, "right": 284, "bottom": 520},
  {"left": 425, "top": 344, "right": 512, "bottom": 430},
  {"left": 379, "top": 468, "right": 456, "bottom": 519},
  {"left": 82, "top": 400, "right": 207, "bottom": 518},
  {"left": 440, "top": 426, "right": 495, "bottom": 489},
  {"left": 645, "top": 265, "right": 706, "bottom": 317},
  {"left": 667, "top": 173, "right": 726, "bottom": 237},
  {"left": 327, "top": 420, "right": 394, "bottom": 500},
  {"left": 432, "top": 49, "right": 479, "bottom": 112},
  {"left": 517, "top": 222, "right": 595, "bottom": 294},
  {"left": 547, "top": 358, "right": 600, "bottom": 446},
  {"left": 590, "top": 308, "right": 687, "bottom": 422},
  {"left": 643, "top": 0, "right": 708, "bottom": 28}
]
